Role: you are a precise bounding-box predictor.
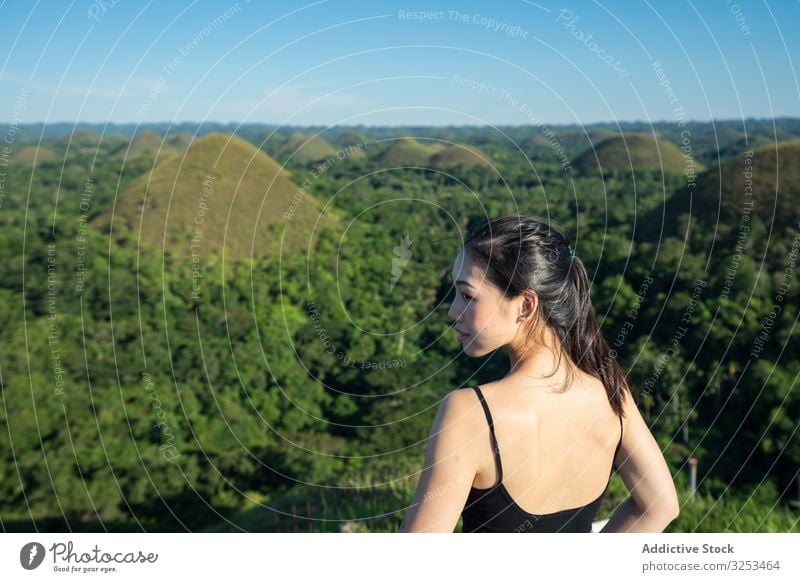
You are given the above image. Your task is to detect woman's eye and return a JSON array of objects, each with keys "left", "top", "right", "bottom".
[{"left": 461, "top": 293, "right": 472, "bottom": 301}]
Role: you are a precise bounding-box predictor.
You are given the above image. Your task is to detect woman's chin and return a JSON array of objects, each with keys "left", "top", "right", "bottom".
[{"left": 460, "top": 341, "right": 484, "bottom": 357}]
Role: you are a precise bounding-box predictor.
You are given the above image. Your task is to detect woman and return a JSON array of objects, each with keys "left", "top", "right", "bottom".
[{"left": 400, "top": 215, "right": 679, "bottom": 533}]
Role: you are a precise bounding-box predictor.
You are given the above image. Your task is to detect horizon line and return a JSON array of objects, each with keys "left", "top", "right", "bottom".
[{"left": 2, "top": 116, "right": 799, "bottom": 128}]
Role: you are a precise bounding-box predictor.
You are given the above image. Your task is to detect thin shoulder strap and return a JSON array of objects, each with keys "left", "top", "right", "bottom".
[
  {"left": 609, "top": 413, "right": 624, "bottom": 478},
  {"left": 464, "top": 385, "right": 503, "bottom": 482}
]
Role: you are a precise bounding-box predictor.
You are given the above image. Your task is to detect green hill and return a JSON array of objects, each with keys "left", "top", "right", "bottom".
[
  {"left": 375, "top": 138, "right": 492, "bottom": 169},
  {"left": 336, "top": 131, "right": 369, "bottom": 148},
  {"left": 110, "top": 130, "right": 182, "bottom": 164},
  {"left": 11, "top": 146, "right": 56, "bottom": 166},
  {"left": 641, "top": 140, "right": 800, "bottom": 267},
  {"left": 92, "top": 132, "right": 335, "bottom": 261},
  {"left": 375, "top": 138, "right": 446, "bottom": 166},
  {"left": 331, "top": 131, "right": 368, "bottom": 159},
  {"left": 165, "top": 131, "right": 194, "bottom": 150},
  {"left": 694, "top": 140, "right": 800, "bottom": 248},
  {"left": 574, "top": 133, "right": 698, "bottom": 175},
  {"left": 429, "top": 144, "right": 494, "bottom": 168},
  {"left": 281, "top": 132, "right": 338, "bottom": 164}
]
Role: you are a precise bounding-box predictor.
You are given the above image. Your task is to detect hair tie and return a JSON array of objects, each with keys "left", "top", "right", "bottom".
[{"left": 567, "top": 244, "right": 575, "bottom": 260}]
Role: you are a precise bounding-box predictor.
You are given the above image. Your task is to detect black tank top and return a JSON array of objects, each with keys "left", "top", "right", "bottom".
[{"left": 459, "top": 385, "right": 623, "bottom": 533}]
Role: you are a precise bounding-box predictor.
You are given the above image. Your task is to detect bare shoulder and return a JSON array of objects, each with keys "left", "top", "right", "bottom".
[
  {"left": 440, "top": 386, "right": 471, "bottom": 407},
  {"left": 434, "top": 387, "right": 483, "bottom": 432},
  {"left": 425, "top": 387, "right": 487, "bottom": 470}
]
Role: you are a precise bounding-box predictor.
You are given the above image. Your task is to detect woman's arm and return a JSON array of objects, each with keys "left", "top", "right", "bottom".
[
  {"left": 600, "top": 389, "right": 680, "bottom": 533},
  {"left": 399, "top": 389, "right": 479, "bottom": 532}
]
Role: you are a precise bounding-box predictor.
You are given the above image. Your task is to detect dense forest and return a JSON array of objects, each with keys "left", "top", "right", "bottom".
[{"left": 0, "top": 120, "right": 798, "bottom": 532}]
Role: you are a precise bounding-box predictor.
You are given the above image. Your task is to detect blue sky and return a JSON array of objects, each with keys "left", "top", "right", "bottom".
[{"left": 1, "top": 0, "right": 798, "bottom": 125}]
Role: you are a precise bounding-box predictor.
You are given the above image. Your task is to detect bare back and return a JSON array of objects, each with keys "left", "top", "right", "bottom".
[{"left": 469, "top": 370, "right": 623, "bottom": 515}]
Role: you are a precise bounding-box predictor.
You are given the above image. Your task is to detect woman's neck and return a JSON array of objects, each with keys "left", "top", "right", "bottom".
[{"left": 503, "top": 333, "right": 573, "bottom": 384}]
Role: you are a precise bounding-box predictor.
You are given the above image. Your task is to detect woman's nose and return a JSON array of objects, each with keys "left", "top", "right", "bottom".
[{"left": 447, "top": 301, "right": 460, "bottom": 322}]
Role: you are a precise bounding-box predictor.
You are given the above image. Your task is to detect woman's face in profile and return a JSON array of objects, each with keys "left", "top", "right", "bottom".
[{"left": 447, "top": 248, "right": 522, "bottom": 357}]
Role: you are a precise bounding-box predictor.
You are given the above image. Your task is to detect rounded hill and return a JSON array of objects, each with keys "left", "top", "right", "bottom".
[
  {"left": 694, "top": 140, "right": 800, "bottom": 243},
  {"left": 429, "top": 144, "right": 494, "bottom": 168},
  {"left": 574, "top": 133, "right": 698, "bottom": 175},
  {"left": 281, "top": 132, "right": 338, "bottom": 163},
  {"left": 111, "top": 130, "right": 182, "bottom": 163},
  {"left": 375, "top": 138, "right": 446, "bottom": 166},
  {"left": 92, "top": 132, "right": 335, "bottom": 261},
  {"left": 640, "top": 140, "right": 800, "bottom": 268}
]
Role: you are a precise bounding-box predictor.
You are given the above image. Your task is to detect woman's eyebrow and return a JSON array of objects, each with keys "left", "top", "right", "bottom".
[{"left": 448, "top": 271, "right": 474, "bottom": 288}]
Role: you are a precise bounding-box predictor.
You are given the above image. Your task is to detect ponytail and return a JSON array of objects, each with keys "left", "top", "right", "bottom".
[
  {"left": 464, "top": 215, "right": 632, "bottom": 419},
  {"left": 565, "top": 256, "right": 631, "bottom": 418}
]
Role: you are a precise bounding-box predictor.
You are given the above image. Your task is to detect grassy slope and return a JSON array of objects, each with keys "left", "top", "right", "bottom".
[
  {"left": 575, "top": 133, "right": 699, "bottom": 175},
  {"left": 647, "top": 139, "right": 800, "bottom": 263},
  {"left": 429, "top": 144, "right": 495, "bottom": 168},
  {"left": 376, "top": 138, "right": 492, "bottom": 168},
  {"left": 93, "top": 132, "right": 336, "bottom": 261},
  {"left": 282, "top": 131, "right": 338, "bottom": 163}
]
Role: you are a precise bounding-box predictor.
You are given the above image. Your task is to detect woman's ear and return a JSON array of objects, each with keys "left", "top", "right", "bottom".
[{"left": 516, "top": 290, "right": 538, "bottom": 322}]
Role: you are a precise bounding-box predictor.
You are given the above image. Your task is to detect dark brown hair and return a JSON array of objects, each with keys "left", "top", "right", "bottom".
[{"left": 463, "top": 215, "right": 630, "bottom": 418}]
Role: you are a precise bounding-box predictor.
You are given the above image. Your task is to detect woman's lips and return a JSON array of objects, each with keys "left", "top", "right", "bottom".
[{"left": 457, "top": 332, "right": 470, "bottom": 342}]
